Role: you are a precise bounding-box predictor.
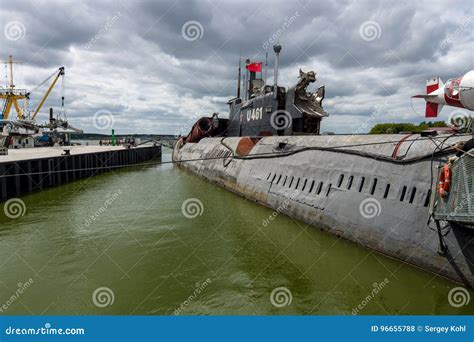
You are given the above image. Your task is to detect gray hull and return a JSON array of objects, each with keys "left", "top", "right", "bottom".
[{"left": 172, "top": 134, "right": 474, "bottom": 286}]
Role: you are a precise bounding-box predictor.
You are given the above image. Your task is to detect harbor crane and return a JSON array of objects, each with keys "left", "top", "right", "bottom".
[
  {"left": 0, "top": 56, "right": 81, "bottom": 152},
  {"left": 0, "top": 55, "right": 65, "bottom": 120}
]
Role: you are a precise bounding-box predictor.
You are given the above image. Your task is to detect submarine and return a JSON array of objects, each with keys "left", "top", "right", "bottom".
[{"left": 173, "top": 45, "right": 474, "bottom": 287}]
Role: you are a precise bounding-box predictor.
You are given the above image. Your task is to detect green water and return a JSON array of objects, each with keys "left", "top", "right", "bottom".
[{"left": 0, "top": 149, "right": 472, "bottom": 315}]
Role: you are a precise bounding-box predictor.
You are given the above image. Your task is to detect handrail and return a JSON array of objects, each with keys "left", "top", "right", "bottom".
[{"left": 432, "top": 149, "right": 474, "bottom": 225}]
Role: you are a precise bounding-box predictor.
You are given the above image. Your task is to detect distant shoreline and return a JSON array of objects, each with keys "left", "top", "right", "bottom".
[{"left": 70, "top": 133, "right": 176, "bottom": 140}]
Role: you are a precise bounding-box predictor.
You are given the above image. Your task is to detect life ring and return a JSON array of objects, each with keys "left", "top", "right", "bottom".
[{"left": 438, "top": 164, "right": 451, "bottom": 198}]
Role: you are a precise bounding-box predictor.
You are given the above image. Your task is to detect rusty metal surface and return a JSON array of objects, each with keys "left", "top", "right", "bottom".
[{"left": 185, "top": 117, "right": 216, "bottom": 143}]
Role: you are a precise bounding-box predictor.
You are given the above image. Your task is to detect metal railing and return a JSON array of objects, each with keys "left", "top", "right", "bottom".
[{"left": 432, "top": 150, "right": 474, "bottom": 224}]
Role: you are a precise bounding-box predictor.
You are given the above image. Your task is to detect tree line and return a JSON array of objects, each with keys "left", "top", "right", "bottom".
[{"left": 369, "top": 121, "right": 447, "bottom": 134}]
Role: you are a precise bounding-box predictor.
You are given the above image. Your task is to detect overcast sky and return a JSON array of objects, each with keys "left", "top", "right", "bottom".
[{"left": 1, "top": 0, "right": 473, "bottom": 134}]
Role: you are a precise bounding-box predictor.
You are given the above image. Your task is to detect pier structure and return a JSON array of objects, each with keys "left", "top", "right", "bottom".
[{"left": 0, "top": 145, "right": 161, "bottom": 201}]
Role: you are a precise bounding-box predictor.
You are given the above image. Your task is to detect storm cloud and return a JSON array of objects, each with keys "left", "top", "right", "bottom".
[{"left": 0, "top": 0, "right": 473, "bottom": 134}]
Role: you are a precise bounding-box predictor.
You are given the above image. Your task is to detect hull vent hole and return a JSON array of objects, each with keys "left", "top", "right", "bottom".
[
  {"left": 383, "top": 184, "right": 390, "bottom": 198},
  {"left": 359, "top": 177, "right": 365, "bottom": 192},
  {"left": 400, "top": 186, "right": 407, "bottom": 201},
  {"left": 347, "top": 176, "right": 353, "bottom": 190}
]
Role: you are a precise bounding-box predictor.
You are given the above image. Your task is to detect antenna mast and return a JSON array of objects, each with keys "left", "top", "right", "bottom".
[
  {"left": 264, "top": 52, "right": 268, "bottom": 85},
  {"left": 237, "top": 48, "right": 241, "bottom": 98},
  {"left": 273, "top": 44, "right": 281, "bottom": 99}
]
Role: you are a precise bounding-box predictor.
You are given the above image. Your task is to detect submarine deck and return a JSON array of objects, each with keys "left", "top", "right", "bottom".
[{"left": 210, "top": 133, "right": 470, "bottom": 160}]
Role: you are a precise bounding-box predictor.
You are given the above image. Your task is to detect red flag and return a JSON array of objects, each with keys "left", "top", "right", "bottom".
[{"left": 246, "top": 62, "right": 262, "bottom": 73}]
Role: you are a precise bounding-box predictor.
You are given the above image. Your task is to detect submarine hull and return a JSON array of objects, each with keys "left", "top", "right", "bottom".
[{"left": 172, "top": 134, "right": 474, "bottom": 286}]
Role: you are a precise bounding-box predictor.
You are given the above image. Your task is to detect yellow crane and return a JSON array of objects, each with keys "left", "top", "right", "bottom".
[
  {"left": 0, "top": 55, "right": 28, "bottom": 119},
  {"left": 0, "top": 55, "right": 65, "bottom": 120},
  {"left": 30, "top": 66, "right": 65, "bottom": 120}
]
